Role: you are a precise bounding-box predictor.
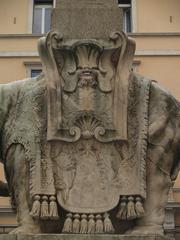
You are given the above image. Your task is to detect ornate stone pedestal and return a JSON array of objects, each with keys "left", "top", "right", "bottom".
[{"left": 0, "top": 235, "right": 174, "bottom": 240}]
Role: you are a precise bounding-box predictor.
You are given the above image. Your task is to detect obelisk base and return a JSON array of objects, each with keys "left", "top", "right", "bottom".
[
  {"left": 0, "top": 234, "right": 174, "bottom": 240},
  {"left": 51, "top": 0, "right": 123, "bottom": 39}
]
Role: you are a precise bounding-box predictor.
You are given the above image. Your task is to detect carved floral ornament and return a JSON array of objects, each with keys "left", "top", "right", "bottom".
[{"left": 38, "top": 31, "right": 136, "bottom": 142}]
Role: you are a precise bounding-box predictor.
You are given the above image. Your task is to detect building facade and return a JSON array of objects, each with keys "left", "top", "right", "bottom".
[{"left": 0, "top": 0, "right": 180, "bottom": 238}]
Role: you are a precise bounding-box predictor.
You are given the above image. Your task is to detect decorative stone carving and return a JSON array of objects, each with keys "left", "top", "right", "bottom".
[
  {"left": 0, "top": 0, "right": 179, "bottom": 237},
  {"left": 39, "top": 31, "right": 134, "bottom": 142}
]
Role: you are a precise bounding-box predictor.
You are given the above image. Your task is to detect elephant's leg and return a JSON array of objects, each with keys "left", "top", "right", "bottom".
[
  {"left": 128, "top": 155, "right": 171, "bottom": 235},
  {"left": 5, "top": 144, "right": 41, "bottom": 234}
]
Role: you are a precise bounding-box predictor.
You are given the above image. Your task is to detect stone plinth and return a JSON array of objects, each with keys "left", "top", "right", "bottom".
[{"left": 0, "top": 235, "right": 174, "bottom": 240}]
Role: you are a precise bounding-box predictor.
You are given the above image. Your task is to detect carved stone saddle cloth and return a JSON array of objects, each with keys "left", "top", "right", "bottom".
[
  {"left": 53, "top": 140, "right": 122, "bottom": 213},
  {"left": 2, "top": 74, "right": 151, "bottom": 221},
  {"left": 29, "top": 75, "right": 150, "bottom": 220}
]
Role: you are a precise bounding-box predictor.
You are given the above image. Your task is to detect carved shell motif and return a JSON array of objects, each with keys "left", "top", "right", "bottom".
[{"left": 74, "top": 114, "right": 103, "bottom": 139}]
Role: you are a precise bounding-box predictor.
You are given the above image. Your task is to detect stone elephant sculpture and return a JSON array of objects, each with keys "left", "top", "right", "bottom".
[{"left": 0, "top": 72, "right": 179, "bottom": 235}]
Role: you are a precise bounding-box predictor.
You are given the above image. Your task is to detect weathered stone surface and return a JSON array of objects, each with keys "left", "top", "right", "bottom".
[
  {"left": 51, "top": 0, "right": 123, "bottom": 38},
  {"left": 56, "top": 0, "right": 118, "bottom": 8},
  {"left": 0, "top": 235, "right": 175, "bottom": 240},
  {"left": 0, "top": 236, "right": 16, "bottom": 240}
]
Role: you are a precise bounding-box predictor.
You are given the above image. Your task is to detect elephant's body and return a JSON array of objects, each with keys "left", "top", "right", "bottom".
[{"left": 0, "top": 73, "right": 179, "bottom": 234}]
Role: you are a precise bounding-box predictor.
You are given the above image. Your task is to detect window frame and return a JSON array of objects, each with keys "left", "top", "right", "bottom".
[
  {"left": 32, "top": 1, "right": 53, "bottom": 34},
  {"left": 24, "top": 61, "right": 42, "bottom": 78},
  {"left": 31, "top": 69, "right": 43, "bottom": 78},
  {"left": 118, "top": 3, "right": 132, "bottom": 33},
  {"left": 132, "top": 60, "right": 141, "bottom": 73}
]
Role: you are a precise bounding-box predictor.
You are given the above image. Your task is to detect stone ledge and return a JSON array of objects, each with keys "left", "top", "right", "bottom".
[{"left": 0, "top": 235, "right": 174, "bottom": 240}]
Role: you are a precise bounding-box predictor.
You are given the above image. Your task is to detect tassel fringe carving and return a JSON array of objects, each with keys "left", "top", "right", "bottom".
[
  {"left": 116, "top": 195, "right": 145, "bottom": 220},
  {"left": 49, "top": 196, "right": 59, "bottom": 220},
  {"left": 72, "top": 214, "right": 80, "bottom": 233},
  {"left": 30, "top": 195, "right": 41, "bottom": 219},
  {"left": 116, "top": 196, "right": 127, "bottom": 220},
  {"left": 41, "top": 195, "right": 49, "bottom": 219},
  {"left": 95, "top": 214, "right": 103, "bottom": 234},
  {"left": 80, "top": 214, "right": 88, "bottom": 233},
  {"left": 88, "top": 214, "right": 95, "bottom": 234},
  {"left": 30, "top": 195, "right": 59, "bottom": 220},
  {"left": 62, "top": 213, "right": 73, "bottom": 233},
  {"left": 62, "top": 212, "right": 114, "bottom": 234},
  {"left": 127, "top": 196, "right": 137, "bottom": 220},
  {"left": 135, "top": 197, "right": 145, "bottom": 218},
  {"left": 104, "top": 213, "right": 115, "bottom": 233}
]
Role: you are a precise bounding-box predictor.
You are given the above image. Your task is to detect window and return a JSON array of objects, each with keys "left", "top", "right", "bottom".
[
  {"left": 33, "top": 0, "right": 53, "bottom": 34},
  {"left": 24, "top": 62, "right": 42, "bottom": 78},
  {"left": 31, "top": 69, "right": 42, "bottom": 78},
  {"left": 132, "top": 60, "right": 141, "bottom": 73},
  {"left": 118, "top": 0, "right": 132, "bottom": 33}
]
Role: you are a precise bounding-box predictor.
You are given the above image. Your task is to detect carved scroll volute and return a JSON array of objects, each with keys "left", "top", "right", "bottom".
[
  {"left": 98, "top": 48, "right": 115, "bottom": 92},
  {"left": 110, "top": 32, "right": 136, "bottom": 140},
  {"left": 38, "top": 32, "right": 63, "bottom": 140}
]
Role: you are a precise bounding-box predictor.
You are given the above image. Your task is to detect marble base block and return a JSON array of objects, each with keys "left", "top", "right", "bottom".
[{"left": 0, "top": 235, "right": 174, "bottom": 240}]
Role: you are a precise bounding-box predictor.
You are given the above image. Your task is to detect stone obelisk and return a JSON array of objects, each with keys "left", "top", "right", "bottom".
[{"left": 51, "top": 0, "right": 123, "bottom": 39}]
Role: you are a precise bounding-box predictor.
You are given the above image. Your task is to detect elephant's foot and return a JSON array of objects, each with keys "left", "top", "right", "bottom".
[
  {"left": 126, "top": 224, "right": 164, "bottom": 235},
  {"left": 9, "top": 224, "right": 41, "bottom": 235}
]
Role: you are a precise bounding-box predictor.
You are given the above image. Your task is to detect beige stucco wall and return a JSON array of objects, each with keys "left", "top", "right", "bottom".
[
  {"left": 136, "top": 0, "right": 180, "bottom": 32},
  {"left": 132, "top": 34, "right": 180, "bottom": 101},
  {"left": 0, "top": 37, "right": 38, "bottom": 52},
  {"left": 0, "top": 0, "right": 29, "bottom": 34},
  {"left": 0, "top": 57, "right": 39, "bottom": 84},
  {"left": 174, "top": 192, "right": 180, "bottom": 202},
  {"left": 133, "top": 35, "right": 180, "bottom": 51},
  {"left": 134, "top": 56, "right": 180, "bottom": 100},
  {"left": 174, "top": 173, "right": 180, "bottom": 187}
]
